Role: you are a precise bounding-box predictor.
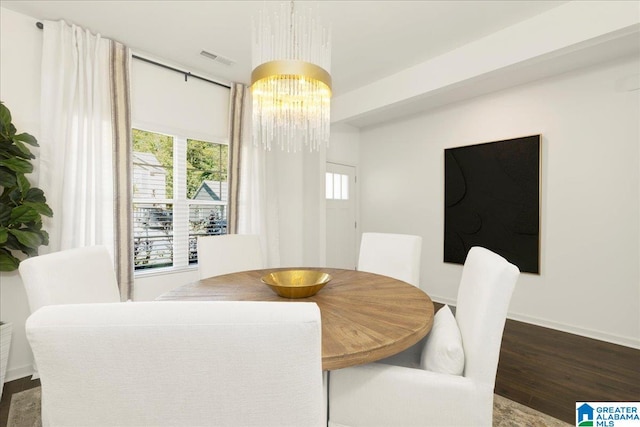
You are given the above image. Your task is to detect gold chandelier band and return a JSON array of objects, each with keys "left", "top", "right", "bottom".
[{"left": 251, "top": 60, "right": 332, "bottom": 93}]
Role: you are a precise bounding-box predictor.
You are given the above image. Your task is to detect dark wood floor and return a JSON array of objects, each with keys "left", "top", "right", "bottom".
[
  {"left": 1, "top": 315, "right": 638, "bottom": 426},
  {"left": 496, "top": 318, "right": 640, "bottom": 424}
]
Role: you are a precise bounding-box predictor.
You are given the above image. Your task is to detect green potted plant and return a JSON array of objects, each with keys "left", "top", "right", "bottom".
[{"left": 0, "top": 101, "right": 53, "bottom": 397}]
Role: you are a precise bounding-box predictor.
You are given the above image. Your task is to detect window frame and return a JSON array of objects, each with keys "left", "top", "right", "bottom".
[{"left": 132, "top": 126, "right": 229, "bottom": 275}]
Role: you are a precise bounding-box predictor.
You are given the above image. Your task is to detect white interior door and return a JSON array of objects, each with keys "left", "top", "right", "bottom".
[{"left": 325, "top": 163, "right": 357, "bottom": 269}]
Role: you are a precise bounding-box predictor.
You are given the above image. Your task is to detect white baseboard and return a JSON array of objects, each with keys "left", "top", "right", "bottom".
[
  {"left": 5, "top": 363, "right": 35, "bottom": 383},
  {"left": 507, "top": 312, "right": 640, "bottom": 350},
  {"left": 428, "top": 295, "right": 640, "bottom": 350}
]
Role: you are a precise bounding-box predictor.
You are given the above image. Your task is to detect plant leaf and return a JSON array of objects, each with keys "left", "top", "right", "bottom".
[
  {"left": 0, "top": 248, "right": 19, "bottom": 272},
  {"left": 25, "top": 188, "right": 46, "bottom": 203},
  {"left": 0, "top": 123, "right": 17, "bottom": 141},
  {"left": 0, "top": 167, "right": 16, "bottom": 187},
  {"left": 17, "top": 173, "right": 30, "bottom": 194},
  {"left": 39, "top": 229, "right": 49, "bottom": 246},
  {"left": 23, "top": 201, "right": 53, "bottom": 217},
  {"left": 13, "top": 132, "right": 38, "bottom": 146},
  {"left": 0, "top": 157, "right": 33, "bottom": 174},
  {"left": 0, "top": 203, "right": 10, "bottom": 226},
  {"left": 4, "top": 233, "right": 37, "bottom": 256},
  {"left": 4, "top": 233, "right": 21, "bottom": 251},
  {"left": 0, "top": 103, "right": 11, "bottom": 131},
  {"left": 8, "top": 188, "right": 22, "bottom": 204},
  {"left": 0, "top": 227, "right": 7, "bottom": 244},
  {"left": 0, "top": 143, "right": 34, "bottom": 161},
  {"left": 12, "top": 140, "right": 35, "bottom": 159},
  {"left": 9, "top": 205, "right": 39, "bottom": 224},
  {"left": 26, "top": 220, "right": 42, "bottom": 230},
  {"left": 8, "top": 229, "right": 42, "bottom": 248}
]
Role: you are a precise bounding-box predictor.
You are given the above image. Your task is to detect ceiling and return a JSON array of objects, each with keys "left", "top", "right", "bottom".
[{"left": 1, "top": 0, "right": 569, "bottom": 96}]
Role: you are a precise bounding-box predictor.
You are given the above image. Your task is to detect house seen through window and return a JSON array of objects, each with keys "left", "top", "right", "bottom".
[{"left": 132, "top": 128, "right": 229, "bottom": 271}]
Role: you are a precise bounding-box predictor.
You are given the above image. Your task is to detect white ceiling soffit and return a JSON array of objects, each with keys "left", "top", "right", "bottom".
[
  {"left": 341, "top": 30, "right": 640, "bottom": 129},
  {"left": 332, "top": 1, "right": 640, "bottom": 128}
]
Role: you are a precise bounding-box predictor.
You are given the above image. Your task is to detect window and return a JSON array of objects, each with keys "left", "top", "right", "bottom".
[
  {"left": 133, "top": 129, "right": 228, "bottom": 271},
  {"left": 130, "top": 57, "right": 231, "bottom": 272},
  {"left": 326, "top": 172, "right": 349, "bottom": 200}
]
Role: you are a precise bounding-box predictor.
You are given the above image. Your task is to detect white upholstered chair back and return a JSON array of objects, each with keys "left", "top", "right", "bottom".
[
  {"left": 27, "top": 301, "right": 324, "bottom": 427},
  {"left": 197, "top": 234, "right": 264, "bottom": 279},
  {"left": 328, "top": 247, "right": 519, "bottom": 427},
  {"left": 455, "top": 246, "right": 520, "bottom": 386},
  {"left": 18, "top": 245, "right": 121, "bottom": 312},
  {"left": 357, "top": 232, "right": 422, "bottom": 287}
]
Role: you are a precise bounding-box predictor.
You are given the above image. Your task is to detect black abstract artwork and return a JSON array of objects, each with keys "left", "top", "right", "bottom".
[{"left": 444, "top": 135, "right": 540, "bottom": 274}]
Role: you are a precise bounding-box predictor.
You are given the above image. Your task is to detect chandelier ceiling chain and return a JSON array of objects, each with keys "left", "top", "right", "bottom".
[{"left": 251, "top": 0, "right": 332, "bottom": 152}]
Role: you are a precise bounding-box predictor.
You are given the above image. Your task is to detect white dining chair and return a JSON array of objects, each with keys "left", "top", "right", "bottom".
[
  {"left": 357, "top": 232, "right": 422, "bottom": 287},
  {"left": 18, "top": 245, "right": 122, "bottom": 383},
  {"left": 27, "top": 301, "right": 324, "bottom": 426},
  {"left": 18, "top": 245, "right": 121, "bottom": 313},
  {"left": 197, "top": 234, "right": 264, "bottom": 279},
  {"left": 329, "top": 246, "right": 520, "bottom": 427}
]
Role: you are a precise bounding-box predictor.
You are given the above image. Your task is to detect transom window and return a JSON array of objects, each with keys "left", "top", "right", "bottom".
[{"left": 326, "top": 172, "right": 349, "bottom": 200}]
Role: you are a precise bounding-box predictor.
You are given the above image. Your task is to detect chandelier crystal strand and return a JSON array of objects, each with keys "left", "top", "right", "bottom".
[{"left": 251, "top": 1, "right": 331, "bottom": 152}]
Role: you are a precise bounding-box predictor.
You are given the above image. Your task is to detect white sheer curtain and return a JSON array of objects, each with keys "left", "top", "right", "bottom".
[
  {"left": 39, "top": 20, "right": 132, "bottom": 299},
  {"left": 237, "top": 88, "right": 281, "bottom": 268}
]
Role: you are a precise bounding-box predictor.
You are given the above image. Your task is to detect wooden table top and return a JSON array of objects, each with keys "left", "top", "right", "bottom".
[{"left": 157, "top": 267, "right": 435, "bottom": 371}]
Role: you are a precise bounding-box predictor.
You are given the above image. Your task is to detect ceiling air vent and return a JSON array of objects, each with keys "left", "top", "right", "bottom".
[{"left": 200, "top": 50, "right": 235, "bottom": 66}]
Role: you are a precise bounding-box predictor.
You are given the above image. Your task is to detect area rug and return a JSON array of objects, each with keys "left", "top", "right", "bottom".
[
  {"left": 493, "top": 394, "right": 571, "bottom": 427},
  {"left": 6, "top": 386, "right": 40, "bottom": 427},
  {"left": 8, "top": 387, "right": 571, "bottom": 426}
]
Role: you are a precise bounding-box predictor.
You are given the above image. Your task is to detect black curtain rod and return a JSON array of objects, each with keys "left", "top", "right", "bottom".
[
  {"left": 35, "top": 21, "right": 231, "bottom": 90},
  {"left": 132, "top": 55, "right": 231, "bottom": 89}
]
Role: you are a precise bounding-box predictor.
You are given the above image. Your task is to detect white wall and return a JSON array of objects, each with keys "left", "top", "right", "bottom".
[
  {"left": 328, "top": 123, "right": 361, "bottom": 167},
  {"left": 359, "top": 56, "right": 640, "bottom": 348}
]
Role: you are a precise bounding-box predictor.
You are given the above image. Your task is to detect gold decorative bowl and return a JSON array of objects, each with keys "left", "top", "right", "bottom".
[{"left": 261, "top": 270, "right": 332, "bottom": 299}]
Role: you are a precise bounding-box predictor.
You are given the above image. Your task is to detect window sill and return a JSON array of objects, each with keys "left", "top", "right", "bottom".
[{"left": 134, "top": 265, "right": 198, "bottom": 278}]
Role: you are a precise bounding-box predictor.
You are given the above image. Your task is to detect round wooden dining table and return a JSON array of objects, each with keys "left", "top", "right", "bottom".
[{"left": 157, "top": 267, "right": 435, "bottom": 371}]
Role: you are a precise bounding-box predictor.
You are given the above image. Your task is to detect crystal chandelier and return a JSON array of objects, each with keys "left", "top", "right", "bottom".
[{"left": 251, "top": 1, "right": 332, "bottom": 152}]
